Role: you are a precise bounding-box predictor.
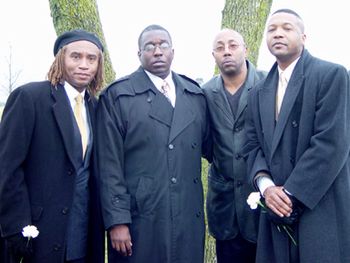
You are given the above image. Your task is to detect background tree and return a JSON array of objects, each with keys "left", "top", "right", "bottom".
[
  {"left": 221, "top": 0, "right": 273, "bottom": 65},
  {"left": 48, "top": 0, "right": 115, "bottom": 86},
  {"left": 204, "top": 0, "right": 273, "bottom": 261},
  {"left": 1, "top": 45, "right": 22, "bottom": 98}
]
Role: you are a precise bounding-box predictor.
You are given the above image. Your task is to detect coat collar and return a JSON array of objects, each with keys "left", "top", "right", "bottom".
[
  {"left": 259, "top": 49, "right": 308, "bottom": 157},
  {"left": 51, "top": 83, "right": 94, "bottom": 170},
  {"left": 211, "top": 61, "right": 258, "bottom": 126}
]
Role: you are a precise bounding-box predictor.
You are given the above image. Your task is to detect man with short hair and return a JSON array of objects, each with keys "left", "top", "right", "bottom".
[
  {"left": 0, "top": 29, "right": 105, "bottom": 263},
  {"left": 97, "top": 24, "right": 211, "bottom": 263},
  {"left": 203, "top": 28, "right": 265, "bottom": 263},
  {"left": 244, "top": 9, "right": 350, "bottom": 263}
]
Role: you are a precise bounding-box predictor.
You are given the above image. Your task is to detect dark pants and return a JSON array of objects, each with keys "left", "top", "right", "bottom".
[{"left": 216, "top": 234, "right": 256, "bottom": 263}]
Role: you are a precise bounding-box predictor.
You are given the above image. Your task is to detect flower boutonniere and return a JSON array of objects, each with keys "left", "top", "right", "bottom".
[
  {"left": 247, "top": 192, "right": 297, "bottom": 246},
  {"left": 20, "top": 225, "right": 39, "bottom": 262}
]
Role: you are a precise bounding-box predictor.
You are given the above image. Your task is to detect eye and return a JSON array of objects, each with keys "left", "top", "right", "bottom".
[
  {"left": 229, "top": 43, "right": 239, "bottom": 50},
  {"left": 88, "top": 55, "right": 97, "bottom": 63},
  {"left": 214, "top": 46, "right": 225, "bottom": 52},
  {"left": 159, "top": 42, "right": 171, "bottom": 50},
  {"left": 143, "top": 44, "right": 156, "bottom": 52}
]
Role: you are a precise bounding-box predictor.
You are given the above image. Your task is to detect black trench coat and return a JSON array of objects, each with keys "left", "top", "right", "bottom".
[{"left": 97, "top": 67, "right": 211, "bottom": 263}]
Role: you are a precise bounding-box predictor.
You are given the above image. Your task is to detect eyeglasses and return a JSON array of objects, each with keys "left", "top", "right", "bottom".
[
  {"left": 142, "top": 42, "right": 172, "bottom": 53},
  {"left": 213, "top": 43, "right": 240, "bottom": 53}
]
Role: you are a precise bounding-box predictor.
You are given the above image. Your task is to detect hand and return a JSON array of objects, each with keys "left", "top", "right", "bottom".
[
  {"left": 109, "top": 224, "right": 132, "bottom": 257},
  {"left": 6, "top": 233, "right": 33, "bottom": 257},
  {"left": 263, "top": 187, "right": 304, "bottom": 226},
  {"left": 264, "top": 186, "right": 292, "bottom": 217}
]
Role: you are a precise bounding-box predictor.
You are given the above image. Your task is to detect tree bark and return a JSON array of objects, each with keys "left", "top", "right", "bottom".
[
  {"left": 48, "top": 0, "right": 115, "bottom": 86},
  {"left": 221, "top": 0, "right": 273, "bottom": 66}
]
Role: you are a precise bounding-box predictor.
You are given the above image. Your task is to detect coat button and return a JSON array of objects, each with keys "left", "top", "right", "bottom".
[
  {"left": 196, "top": 211, "right": 202, "bottom": 217},
  {"left": 191, "top": 142, "right": 197, "bottom": 149},
  {"left": 235, "top": 154, "right": 242, "bottom": 160},
  {"left": 62, "top": 207, "right": 69, "bottom": 215},
  {"left": 53, "top": 244, "right": 61, "bottom": 251},
  {"left": 193, "top": 177, "right": 199, "bottom": 184},
  {"left": 112, "top": 196, "right": 120, "bottom": 205},
  {"left": 168, "top": 144, "right": 174, "bottom": 150},
  {"left": 234, "top": 127, "right": 242, "bottom": 132},
  {"left": 292, "top": 120, "right": 298, "bottom": 128},
  {"left": 67, "top": 169, "right": 74, "bottom": 176},
  {"left": 171, "top": 177, "right": 177, "bottom": 184},
  {"left": 236, "top": 181, "right": 242, "bottom": 187}
]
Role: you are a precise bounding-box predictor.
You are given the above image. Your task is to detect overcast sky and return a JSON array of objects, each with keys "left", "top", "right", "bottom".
[{"left": 1, "top": 0, "right": 350, "bottom": 103}]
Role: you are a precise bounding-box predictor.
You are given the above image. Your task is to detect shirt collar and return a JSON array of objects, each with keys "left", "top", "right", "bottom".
[
  {"left": 64, "top": 82, "right": 86, "bottom": 104},
  {"left": 278, "top": 57, "right": 300, "bottom": 82},
  {"left": 144, "top": 70, "right": 174, "bottom": 90}
]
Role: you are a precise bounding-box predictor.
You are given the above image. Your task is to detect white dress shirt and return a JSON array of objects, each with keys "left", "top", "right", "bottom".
[{"left": 145, "top": 70, "right": 176, "bottom": 107}]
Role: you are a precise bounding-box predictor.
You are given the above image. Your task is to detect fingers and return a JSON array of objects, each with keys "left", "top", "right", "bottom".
[
  {"left": 110, "top": 224, "right": 133, "bottom": 257},
  {"left": 264, "top": 186, "right": 292, "bottom": 217}
]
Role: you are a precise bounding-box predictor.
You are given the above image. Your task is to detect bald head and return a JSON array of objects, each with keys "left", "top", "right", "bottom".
[
  {"left": 212, "top": 28, "right": 247, "bottom": 77},
  {"left": 212, "top": 28, "right": 245, "bottom": 50}
]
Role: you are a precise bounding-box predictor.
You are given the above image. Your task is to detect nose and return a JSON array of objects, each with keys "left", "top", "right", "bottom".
[
  {"left": 79, "top": 58, "right": 89, "bottom": 68},
  {"left": 274, "top": 27, "right": 284, "bottom": 38},
  {"left": 153, "top": 45, "right": 163, "bottom": 56}
]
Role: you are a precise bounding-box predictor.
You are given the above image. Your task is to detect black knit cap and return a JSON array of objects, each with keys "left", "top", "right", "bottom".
[{"left": 53, "top": 29, "right": 104, "bottom": 56}]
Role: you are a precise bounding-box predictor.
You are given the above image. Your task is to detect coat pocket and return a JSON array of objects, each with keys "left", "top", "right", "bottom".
[
  {"left": 206, "top": 169, "right": 236, "bottom": 240},
  {"left": 31, "top": 205, "right": 44, "bottom": 222},
  {"left": 134, "top": 177, "right": 155, "bottom": 215}
]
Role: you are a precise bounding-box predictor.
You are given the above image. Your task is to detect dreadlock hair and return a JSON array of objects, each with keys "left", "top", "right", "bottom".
[{"left": 47, "top": 46, "right": 104, "bottom": 96}]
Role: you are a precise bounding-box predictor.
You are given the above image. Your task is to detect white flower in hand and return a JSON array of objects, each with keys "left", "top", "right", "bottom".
[
  {"left": 247, "top": 192, "right": 263, "bottom": 209},
  {"left": 22, "top": 225, "right": 39, "bottom": 238},
  {"left": 20, "top": 225, "right": 39, "bottom": 263}
]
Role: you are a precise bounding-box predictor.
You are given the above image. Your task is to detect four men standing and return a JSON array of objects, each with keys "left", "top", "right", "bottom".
[{"left": 1, "top": 9, "right": 350, "bottom": 263}]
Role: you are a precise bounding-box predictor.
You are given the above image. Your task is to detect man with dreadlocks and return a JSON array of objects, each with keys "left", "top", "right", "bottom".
[{"left": 0, "top": 29, "right": 105, "bottom": 263}]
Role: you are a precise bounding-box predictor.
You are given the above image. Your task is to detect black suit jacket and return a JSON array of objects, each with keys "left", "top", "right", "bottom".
[{"left": 0, "top": 81, "right": 104, "bottom": 263}]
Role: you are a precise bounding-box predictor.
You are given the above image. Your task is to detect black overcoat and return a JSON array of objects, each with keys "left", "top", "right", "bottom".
[
  {"left": 202, "top": 61, "right": 265, "bottom": 241},
  {"left": 97, "top": 67, "right": 211, "bottom": 263},
  {"left": 244, "top": 50, "right": 350, "bottom": 263},
  {"left": 0, "top": 81, "right": 104, "bottom": 263}
]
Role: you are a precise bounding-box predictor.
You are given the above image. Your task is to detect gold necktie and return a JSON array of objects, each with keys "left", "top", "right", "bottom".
[
  {"left": 276, "top": 71, "right": 288, "bottom": 118},
  {"left": 161, "top": 81, "right": 171, "bottom": 101},
  {"left": 74, "top": 94, "right": 87, "bottom": 158}
]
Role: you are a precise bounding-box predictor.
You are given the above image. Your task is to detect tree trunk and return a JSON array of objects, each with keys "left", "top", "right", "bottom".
[
  {"left": 221, "top": 0, "right": 273, "bottom": 66},
  {"left": 48, "top": 0, "right": 115, "bottom": 86}
]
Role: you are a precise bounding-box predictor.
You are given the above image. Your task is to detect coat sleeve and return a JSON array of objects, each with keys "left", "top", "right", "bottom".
[
  {"left": 96, "top": 89, "right": 131, "bottom": 230},
  {"left": 285, "top": 65, "right": 350, "bottom": 209},
  {"left": 243, "top": 87, "right": 270, "bottom": 189},
  {"left": 0, "top": 88, "right": 35, "bottom": 237}
]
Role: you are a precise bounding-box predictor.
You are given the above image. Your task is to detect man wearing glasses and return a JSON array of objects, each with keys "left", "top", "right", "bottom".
[
  {"left": 96, "top": 24, "right": 211, "bottom": 263},
  {"left": 202, "top": 29, "right": 266, "bottom": 263}
]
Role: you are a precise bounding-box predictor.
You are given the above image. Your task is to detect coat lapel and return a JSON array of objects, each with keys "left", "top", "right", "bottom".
[
  {"left": 271, "top": 59, "right": 305, "bottom": 155},
  {"left": 51, "top": 84, "right": 80, "bottom": 171},
  {"left": 213, "top": 77, "right": 234, "bottom": 127},
  {"left": 259, "top": 69, "right": 278, "bottom": 153},
  {"left": 130, "top": 67, "right": 173, "bottom": 127},
  {"left": 168, "top": 74, "right": 196, "bottom": 143}
]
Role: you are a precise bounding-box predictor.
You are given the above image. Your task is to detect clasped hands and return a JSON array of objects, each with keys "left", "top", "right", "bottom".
[{"left": 263, "top": 186, "right": 304, "bottom": 226}]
